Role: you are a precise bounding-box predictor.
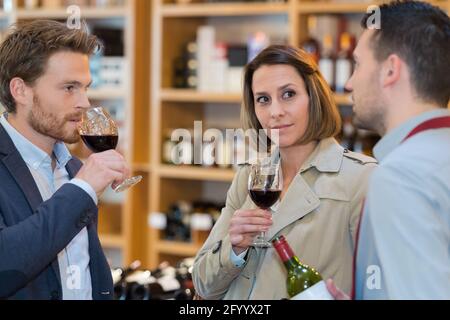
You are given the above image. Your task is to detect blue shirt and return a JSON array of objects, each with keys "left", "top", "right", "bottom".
[
  {"left": 355, "top": 109, "right": 450, "bottom": 299},
  {"left": 0, "top": 114, "right": 97, "bottom": 300}
]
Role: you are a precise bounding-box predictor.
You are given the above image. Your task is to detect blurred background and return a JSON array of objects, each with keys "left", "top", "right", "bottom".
[{"left": 0, "top": 0, "right": 448, "bottom": 299}]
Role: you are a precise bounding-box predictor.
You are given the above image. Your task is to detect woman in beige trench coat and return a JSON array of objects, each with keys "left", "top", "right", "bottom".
[{"left": 192, "top": 45, "right": 377, "bottom": 300}]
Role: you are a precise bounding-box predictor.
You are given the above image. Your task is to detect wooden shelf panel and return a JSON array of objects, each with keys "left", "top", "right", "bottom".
[
  {"left": 161, "top": 88, "right": 352, "bottom": 105},
  {"left": 16, "top": 7, "right": 127, "bottom": 19},
  {"left": 132, "top": 162, "right": 152, "bottom": 172},
  {"left": 156, "top": 240, "right": 201, "bottom": 257},
  {"left": 88, "top": 88, "right": 126, "bottom": 100},
  {"left": 297, "top": 1, "right": 449, "bottom": 14},
  {"left": 160, "top": 89, "right": 241, "bottom": 103},
  {"left": 157, "top": 164, "right": 236, "bottom": 182},
  {"left": 298, "top": 2, "right": 372, "bottom": 14},
  {"left": 334, "top": 93, "right": 352, "bottom": 105},
  {"left": 161, "top": 2, "right": 289, "bottom": 17},
  {"left": 99, "top": 234, "right": 124, "bottom": 248}
]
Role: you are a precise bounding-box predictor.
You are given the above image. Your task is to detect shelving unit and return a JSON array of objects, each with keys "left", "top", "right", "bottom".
[
  {"left": 160, "top": 2, "right": 290, "bottom": 17},
  {"left": 0, "top": 0, "right": 152, "bottom": 268},
  {"left": 158, "top": 165, "right": 236, "bottom": 182},
  {"left": 148, "top": 0, "right": 450, "bottom": 269},
  {"left": 2, "top": 0, "right": 447, "bottom": 271}
]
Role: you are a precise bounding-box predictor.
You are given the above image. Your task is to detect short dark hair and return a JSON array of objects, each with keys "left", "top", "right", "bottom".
[
  {"left": 361, "top": 0, "right": 450, "bottom": 107},
  {"left": 0, "top": 20, "right": 102, "bottom": 113},
  {"left": 242, "top": 45, "right": 341, "bottom": 145}
]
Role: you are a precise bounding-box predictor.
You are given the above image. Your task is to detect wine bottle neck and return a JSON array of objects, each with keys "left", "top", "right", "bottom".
[
  {"left": 283, "top": 256, "right": 302, "bottom": 271},
  {"left": 273, "top": 238, "right": 304, "bottom": 270},
  {"left": 275, "top": 241, "right": 301, "bottom": 266}
]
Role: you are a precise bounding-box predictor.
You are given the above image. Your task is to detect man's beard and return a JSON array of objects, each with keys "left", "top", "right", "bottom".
[
  {"left": 352, "top": 81, "right": 387, "bottom": 136},
  {"left": 353, "top": 102, "right": 386, "bottom": 136},
  {"left": 28, "top": 96, "right": 81, "bottom": 144}
]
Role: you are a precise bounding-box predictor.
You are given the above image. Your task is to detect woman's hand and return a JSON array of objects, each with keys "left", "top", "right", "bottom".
[{"left": 229, "top": 209, "right": 273, "bottom": 255}]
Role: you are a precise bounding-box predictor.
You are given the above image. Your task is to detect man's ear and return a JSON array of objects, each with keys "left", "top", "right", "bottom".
[
  {"left": 9, "top": 77, "right": 33, "bottom": 109},
  {"left": 381, "top": 54, "right": 402, "bottom": 88}
]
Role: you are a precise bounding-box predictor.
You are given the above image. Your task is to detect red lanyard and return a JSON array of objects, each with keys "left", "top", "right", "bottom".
[
  {"left": 351, "top": 115, "right": 450, "bottom": 300},
  {"left": 402, "top": 116, "right": 450, "bottom": 142}
]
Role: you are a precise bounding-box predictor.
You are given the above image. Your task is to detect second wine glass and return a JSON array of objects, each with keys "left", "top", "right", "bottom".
[
  {"left": 78, "top": 106, "right": 142, "bottom": 193},
  {"left": 248, "top": 158, "right": 282, "bottom": 248}
]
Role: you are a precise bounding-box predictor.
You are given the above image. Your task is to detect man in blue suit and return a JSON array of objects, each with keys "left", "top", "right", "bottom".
[{"left": 0, "top": 20, "right": 130, "bottom": 299}]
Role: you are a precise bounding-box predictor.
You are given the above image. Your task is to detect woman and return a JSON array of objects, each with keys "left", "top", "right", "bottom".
[{"left": 192, "top": 45, "right": 377, "bottom": 299}]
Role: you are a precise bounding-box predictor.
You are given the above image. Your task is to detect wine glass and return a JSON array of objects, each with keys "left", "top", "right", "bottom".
[
  {"left": 78, "top": 106, "right": 142, "bottom": 192},
  {"left": 248, "top": 158, "right": 282, "bottom": 248}
]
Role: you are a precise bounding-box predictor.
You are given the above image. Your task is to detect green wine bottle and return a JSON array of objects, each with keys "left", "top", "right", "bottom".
[{"left": 272, "top": 235, "right": 323, "bottom": 298}]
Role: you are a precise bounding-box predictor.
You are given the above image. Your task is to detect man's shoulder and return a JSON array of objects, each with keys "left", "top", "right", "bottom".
[{"left": 382, "top": 129, "right": 450, "bottom": 176}]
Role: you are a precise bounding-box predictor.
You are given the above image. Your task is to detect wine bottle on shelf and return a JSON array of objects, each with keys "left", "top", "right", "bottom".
[
  {"left": 340, "top": 115, "right": 357, "bottom": 151},
  {"left": 335, "top": 32, "right": 353, "bottom": 93},
  {"left": 272, "top": 235, "right": 333, "bottom": 300},
  {"left": 165, "top": 201, "right": 192, "bottom": 241},
  {"left": 128, "top": 278, "right": 179, "bottom": 300},
  {"left": 319, "top": 34, "right": 335, "bottom": 91},
  {"left": 174, "top": 257, "right": 196, "bottom": 300},
  {"left": 112, "top": 260, "right": 141, "bottom": 300},
  {"left": 128, "top": 264, "right": 182, "bottom": 300},
  {"left": 300, "top": 16, "right": 320, "bottom": 64}
]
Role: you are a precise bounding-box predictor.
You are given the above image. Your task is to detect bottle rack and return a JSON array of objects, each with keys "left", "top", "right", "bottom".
[
  {"left": 147, "top": 0, "right": 450, "bottom": 269},
  {"left": 0, "top": 0, "right": 152, "bottom": 268}
]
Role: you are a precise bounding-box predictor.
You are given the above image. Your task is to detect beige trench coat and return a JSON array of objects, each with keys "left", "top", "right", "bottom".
[{"left": 193, "top": 138, "right": 377, "bottom": 299}]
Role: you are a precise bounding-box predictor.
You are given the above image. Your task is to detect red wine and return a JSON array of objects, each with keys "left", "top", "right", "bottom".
[
  {"left": 81, "top": 134, "right": 118, "bottom": 153},
  {"left": 249, "top": 189, "right": 281, "bottom": 209}
]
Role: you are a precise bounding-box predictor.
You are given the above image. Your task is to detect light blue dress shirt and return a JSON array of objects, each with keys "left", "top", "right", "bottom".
[
  {"left": 0, "top": 114, "right": 98, "bottom": 300},
  {"left": 355, "top": 109, "right": 450, "bottom": 299}
]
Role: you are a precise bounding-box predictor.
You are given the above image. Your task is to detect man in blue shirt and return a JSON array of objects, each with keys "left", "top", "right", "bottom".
[
  {"left": 327, "top": 1, "right": 450, "bottom": 299},
  {"left": 0, "top": 20, "right": 130, "bottom": 299}
]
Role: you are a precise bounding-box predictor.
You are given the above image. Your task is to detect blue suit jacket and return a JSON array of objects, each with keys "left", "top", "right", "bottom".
[{"left": 0, "top": 124, "right": 113, "bottom": 299}]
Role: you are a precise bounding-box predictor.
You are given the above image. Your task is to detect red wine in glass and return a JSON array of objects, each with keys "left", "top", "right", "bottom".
[
  {"left": 80, "top": 134, "right": 119, "bottom": 153},
  {"left": 248, "top": 161, "right": 282, "bottom": 248},
  {"left": 78, "top": 106, "right": 142, "bottom": 192},
  {"left": 249, "top": 189, "right": 281, "bottom": 209}
]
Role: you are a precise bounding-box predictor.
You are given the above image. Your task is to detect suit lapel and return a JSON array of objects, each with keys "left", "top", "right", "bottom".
[
  {"left": 0, "top": 124, "right": 66, "bottom": 287},
  {"left": 0, "top": 125, "right": 43, "bottom": 216},
  {"left": 66, "top": 157, "right": 102, "bottom": 297}
]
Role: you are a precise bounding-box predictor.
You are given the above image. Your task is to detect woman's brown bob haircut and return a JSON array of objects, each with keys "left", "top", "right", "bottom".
[{"left": 241, "top": 44, "right": 341, "bottom": 145}]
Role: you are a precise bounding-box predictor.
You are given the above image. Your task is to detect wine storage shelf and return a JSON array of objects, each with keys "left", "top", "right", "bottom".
[
  {"left": 0, "top": 0, "right": 152, "bottom": 268},
  {"left": 147, "top": 0, "right": 450, "bottom": 269}
]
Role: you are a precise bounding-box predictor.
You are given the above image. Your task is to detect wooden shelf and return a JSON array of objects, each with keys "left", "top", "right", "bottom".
[
  {"left": 99, "top": 234, "right": 124, "bottom": 248},
  {"left": 132, "top": 162, "right": 152, "bottom": 172},
  {"left": 156, "top": 240, "right": 202, "bottom": 257},
  {"left": 298, "top": 2, "right": 374, "bottom": 14},
  {"left": 161, "top": 88, "right": 352, "bottom": 105},
  {"left": 149, "top": 0, "right": 450, "bottom": 269},
  {"left": 297, "top": 1, "right": 449, "bottom": 14},
  {"left": 88, "top": 88, "right": 126, "bottom": 100},
  {"left": 160, "top": 88, "right": 241, "bottom": 103},
  {"left": 160, "top": 2, "right": 289, "bottom": 17},
  {"left": 334, "top": 93, "right": 352, "bottom": 105},
  {"left": 16, "top": 7, "right": 127, "bottom": 19},
  {"left": 157, "top": 164, "right": 236, "bottom": 182}
]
